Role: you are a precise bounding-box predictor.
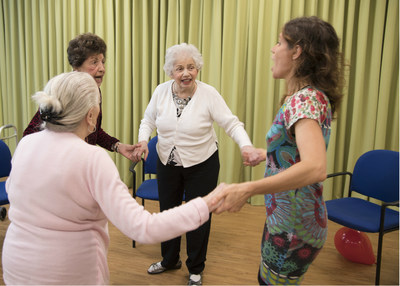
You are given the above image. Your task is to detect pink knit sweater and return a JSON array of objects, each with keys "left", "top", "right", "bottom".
[{"left": 2, "top": 129, "right": 209, "bottom": 284}]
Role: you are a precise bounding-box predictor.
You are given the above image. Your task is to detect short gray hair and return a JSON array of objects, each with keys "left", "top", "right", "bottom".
[
  {"left": 163, "top": 43, "right": 203, "bottom": 77},
  {"left": 32, "top": 71, "right": 100, "bottom": 132}
]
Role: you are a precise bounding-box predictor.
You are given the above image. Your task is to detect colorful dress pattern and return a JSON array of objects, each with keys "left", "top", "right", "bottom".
[{"left": 259, "top": 87, "right": 332, "bottom": 285}]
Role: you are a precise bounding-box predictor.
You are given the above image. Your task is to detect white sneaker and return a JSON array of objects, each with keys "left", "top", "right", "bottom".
[
  {"left": 188, "top": 273, "right": 202, "bottom": 285},
  {"left": 147, "top": 260, "right": 182, "bottom": 274}
]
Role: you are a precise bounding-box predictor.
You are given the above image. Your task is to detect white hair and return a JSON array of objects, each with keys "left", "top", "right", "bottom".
[
  {"left": 163, "top": 43, "right": 203, "bottom": 77},
  {"left": 32, "top": 72, "right": 100, "bottom": 132}
]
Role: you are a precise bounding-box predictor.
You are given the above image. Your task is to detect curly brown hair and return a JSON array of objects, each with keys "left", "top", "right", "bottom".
[
  {"left": 67, "top": 33, "right": 107, "bottom": 69},
  {"left": 282, "top": 16, "right": 345, "bottom": 115}
]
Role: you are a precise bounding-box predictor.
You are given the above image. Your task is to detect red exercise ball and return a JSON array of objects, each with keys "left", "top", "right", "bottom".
[{"left": 334, "top": 227, "right": 376, "bottom": 265}]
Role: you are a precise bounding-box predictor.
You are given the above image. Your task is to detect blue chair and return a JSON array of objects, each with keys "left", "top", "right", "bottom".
[
  {"left": 326, "top": 150, "right": 399, "bottom": 285},
  {"left": 130, "top": 136, "right": 160, "bottom": 207},
  {"left": 0, "top": 124, "right": 18, "bottom": 221},
  {"left": 129, "top": 135, "right": 186, "bottom": 247},
  {"left": 129, "top": 136, "right": 159, "bottom": 248},
  {"left": 0, "top": 139, "right": 11, "bottom": 221}
]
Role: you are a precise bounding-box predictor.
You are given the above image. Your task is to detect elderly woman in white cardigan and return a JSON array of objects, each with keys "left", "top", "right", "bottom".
[{"left": 132, "top": 43, "right": 261, "bottom": 286}]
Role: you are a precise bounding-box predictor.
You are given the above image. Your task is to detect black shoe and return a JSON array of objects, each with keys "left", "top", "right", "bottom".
[{"left": 147, "top": 260, "right": 182, "bottom": 274}]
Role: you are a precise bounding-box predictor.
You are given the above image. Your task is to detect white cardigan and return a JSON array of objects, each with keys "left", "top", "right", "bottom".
[{"left": 138, "top": 80, "right": 252, "bottom": 167}]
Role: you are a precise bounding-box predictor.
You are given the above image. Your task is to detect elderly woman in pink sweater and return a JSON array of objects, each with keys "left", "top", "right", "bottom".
[{"left": 2, "top": 71, "right": 222, "bottom": 285}]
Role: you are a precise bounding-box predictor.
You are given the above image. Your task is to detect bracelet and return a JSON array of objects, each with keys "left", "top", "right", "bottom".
[{"left": 114, "top": 142, "right": 120, "bottom": 153}]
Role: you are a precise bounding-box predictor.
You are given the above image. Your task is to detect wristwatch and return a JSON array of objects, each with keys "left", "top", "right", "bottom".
[{"left": 112, "top": 142, "right": 120, "bottom": 153}]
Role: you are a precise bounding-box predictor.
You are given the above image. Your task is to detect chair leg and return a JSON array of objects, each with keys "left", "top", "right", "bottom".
[
  {"left": 0, "top": 207, "right": 6, "bottom": 221},
  {"left": 375, "top": 231, "right": 384, "bottom": 285}
]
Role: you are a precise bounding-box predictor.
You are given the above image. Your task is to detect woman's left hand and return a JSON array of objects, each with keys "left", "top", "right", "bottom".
[{"left": 117, "top": 143, "right": 140, "bottom": 162}]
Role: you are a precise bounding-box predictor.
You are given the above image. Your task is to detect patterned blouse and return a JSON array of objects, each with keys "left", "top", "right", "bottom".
[{"left": 259, "top": 86, "right": 332, "bottom": 282}]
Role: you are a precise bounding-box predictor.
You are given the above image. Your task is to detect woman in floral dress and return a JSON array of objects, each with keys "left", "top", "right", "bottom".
[{"left": 213, "top": 16, "right": 345, "bottom": 285}]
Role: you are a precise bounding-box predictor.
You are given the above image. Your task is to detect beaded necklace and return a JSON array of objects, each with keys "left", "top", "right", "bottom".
[{"left": 171, "top": 81, "right": 196, "bottom": 117}]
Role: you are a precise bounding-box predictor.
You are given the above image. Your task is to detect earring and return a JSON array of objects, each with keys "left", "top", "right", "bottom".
[{"left": 88, "top": 124, "right": 96, "bottom": 133}]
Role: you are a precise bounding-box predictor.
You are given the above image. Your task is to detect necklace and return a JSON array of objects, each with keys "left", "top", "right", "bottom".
[{"left": 172, "top": 81, "right": 196, "bottom": 117}]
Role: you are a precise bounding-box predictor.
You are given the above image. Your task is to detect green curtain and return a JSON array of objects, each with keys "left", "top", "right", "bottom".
[{"left": 0, "top": 0, "right": 398, "bottom": 205}]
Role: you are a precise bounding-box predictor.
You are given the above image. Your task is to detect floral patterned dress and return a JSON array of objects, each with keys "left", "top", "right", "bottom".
[{"left": 259, "top": 86, "right": 332, "bottom": 285}]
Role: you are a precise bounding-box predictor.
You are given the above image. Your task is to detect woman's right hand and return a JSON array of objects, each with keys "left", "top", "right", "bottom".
[
  {"left": 131, "top": 141, "right": 149, "bottom": 162},
  {"left": 203, "top": 183, "right": 226, "bottom": 212}
]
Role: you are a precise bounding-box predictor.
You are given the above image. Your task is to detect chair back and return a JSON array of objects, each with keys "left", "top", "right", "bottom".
[
  {"left": 351, "top": 150, "right": 399, "bottom": 203},
  {"left": 144, "top": 135, "right": 158, "bottom": 175},
  {"left": 0, "top": 140, "right": 12, "bottom": 178}
]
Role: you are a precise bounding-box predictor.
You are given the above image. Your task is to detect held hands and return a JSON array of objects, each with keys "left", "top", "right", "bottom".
[
  {"left": 117, "top": 143, "right": 140, "bottom": 162},
  {"left": 204, "top": 182, "right": 251, "bottom": 214},
  {"left": 241, "top": 146, "right": 267, "bottom": 166},
  {"left": 131, "top": 141, "right": 149, "bottom": 162},
  {"left": 203, "top": 183, "right": 226, "bottom": 212}
]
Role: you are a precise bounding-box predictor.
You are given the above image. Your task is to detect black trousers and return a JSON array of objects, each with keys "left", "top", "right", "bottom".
[{"left": 157, "top": 150, "right": 220, "bottom": 274}]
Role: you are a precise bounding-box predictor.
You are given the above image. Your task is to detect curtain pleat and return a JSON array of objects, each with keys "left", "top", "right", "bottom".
[{"left": 0, "top": 0, "right": 398, "bottom": 204}]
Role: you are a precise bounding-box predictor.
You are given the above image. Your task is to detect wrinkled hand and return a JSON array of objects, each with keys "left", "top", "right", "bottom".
[
  {"left": 212, "top": 182, "right": 251, "bottom": 214},
  {"left": 117, "top": 143, "right": 139, "bottom": 162},
  {"left": 131, "top": 141, "right": 149, "bottom": 162},
  {"left": 203, "top": 183, "right": 227, "bottom": 212},
  {"left": 241, "top": 146, "right": 266, "bottom": 166}
]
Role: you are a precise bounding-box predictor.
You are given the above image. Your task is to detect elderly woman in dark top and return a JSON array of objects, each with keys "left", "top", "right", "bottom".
[{"left": 23, "top": 33, "right": 135, "bottom": 159}]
